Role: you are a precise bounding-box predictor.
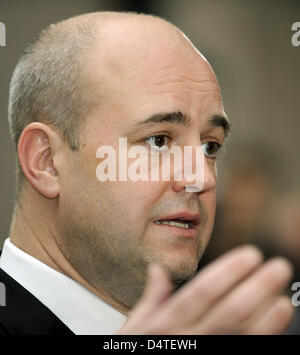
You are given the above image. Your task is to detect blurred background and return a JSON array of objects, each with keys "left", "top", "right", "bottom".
[{"left": 0, "top": 0, "right": 300, "bottom": 333}]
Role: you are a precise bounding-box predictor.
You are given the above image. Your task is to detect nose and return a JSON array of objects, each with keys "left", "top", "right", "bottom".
[{"left": 171, "top": 144, "right": 217, "bottom": 194}]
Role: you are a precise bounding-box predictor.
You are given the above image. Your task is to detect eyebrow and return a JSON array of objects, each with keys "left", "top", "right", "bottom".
[{"left": 138, "top": 111, "right": 231, "bottom": 137}]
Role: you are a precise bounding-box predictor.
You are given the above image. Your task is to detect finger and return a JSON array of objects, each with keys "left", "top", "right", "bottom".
[
  {"left": 117, "top": 263, "right": 173, "bottom": 334},
  {"left": 139, "top": 263, "right": 173, "bottom": 307},
  {"left": 240, "top": 296, "right": 295, "bottom": 335},
  {"left": 196, "top": 258, "right": 293, "bottom": 334},
  {"left": 155, "top": 245, "right": 263, "bottom": 328}
]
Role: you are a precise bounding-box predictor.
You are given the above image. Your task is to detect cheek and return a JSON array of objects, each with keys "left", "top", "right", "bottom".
[
  {"left": 100, "top": 180, "right": 168, "bottom": 240},
  {"left": 197, "top": 192, "right": 217, "bottom": 253},
  {"left": 202, "top": 191, "right": 217, "bottom": 228},
  {"left": 109, "top": 180, "right": 168, "bottom": 220}
]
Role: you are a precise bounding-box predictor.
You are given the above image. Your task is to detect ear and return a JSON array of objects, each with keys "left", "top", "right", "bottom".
[{"left": 18, "top": 122, "right": 63, "bottom": 199}]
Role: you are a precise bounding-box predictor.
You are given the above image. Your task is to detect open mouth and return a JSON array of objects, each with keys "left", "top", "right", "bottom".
[
  {"left": 154, "top": 218, "right": 195, "bottom": 229},
  {"left": 153, "top": 212, "right": 200, "bottom": 239}
]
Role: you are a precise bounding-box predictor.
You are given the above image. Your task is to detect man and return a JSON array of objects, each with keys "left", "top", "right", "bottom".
[{"left": 0, "top": 11, "right": 294, "bottom": 335}]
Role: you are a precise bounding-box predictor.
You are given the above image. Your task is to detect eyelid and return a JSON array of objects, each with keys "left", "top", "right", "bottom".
[
  {"left": 143, "top": 130, "right": 172, "bottom": 139},
  {"left": 141, "top": 130, "right": 224, "bottom": 152},
  {"left": 144, "top": 134, "right": 173, "bottom": 151},
  {"left": 201, "top": 134, "right": 224, "bottom": 144}
]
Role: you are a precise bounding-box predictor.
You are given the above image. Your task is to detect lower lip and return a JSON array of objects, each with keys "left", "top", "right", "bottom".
[{"left": 152, "top": 222, "right": 198, "bottom": 238}]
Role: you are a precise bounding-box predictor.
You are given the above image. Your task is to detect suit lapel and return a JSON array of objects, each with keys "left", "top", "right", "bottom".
[{"left": 0, "top": 266, "right": 74, "bottom": 335}]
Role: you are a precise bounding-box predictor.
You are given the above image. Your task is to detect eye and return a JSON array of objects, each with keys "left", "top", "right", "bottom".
[
  {"left": 145, "top": 135, "right": 171, "bottom": 151},
  {"left": 202, "top": 142, "right": 222, "bottom": 158}
]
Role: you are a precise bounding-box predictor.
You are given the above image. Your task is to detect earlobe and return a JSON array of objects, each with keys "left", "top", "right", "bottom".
[{"left": 18, "top": 122, "right": 61, "bottom": 199}]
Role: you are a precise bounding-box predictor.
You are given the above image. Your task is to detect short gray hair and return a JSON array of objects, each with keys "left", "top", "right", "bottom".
[
  {"left": 8, "top": 15, "right": 100, "bottom": 202},
  {"left": 7, "top": 11, "right": 168, "bottom": 203}
]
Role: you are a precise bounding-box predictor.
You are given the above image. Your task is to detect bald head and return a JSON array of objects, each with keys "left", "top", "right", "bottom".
[
  {"left": 80, "top": 12, "right": 215, "bottom": 102},
  {"left": 8, "top": 11, "right": 216, "bottom": 202}
]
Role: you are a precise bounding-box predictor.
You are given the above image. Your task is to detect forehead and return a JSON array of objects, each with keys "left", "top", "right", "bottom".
[{"left": 84, "top": 20, "right": 224, "bottom": 129}]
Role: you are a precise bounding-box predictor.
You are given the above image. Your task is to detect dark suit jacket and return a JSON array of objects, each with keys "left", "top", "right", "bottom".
[{"left": 0, "top": 251, "right": 74, "bottom": 335}]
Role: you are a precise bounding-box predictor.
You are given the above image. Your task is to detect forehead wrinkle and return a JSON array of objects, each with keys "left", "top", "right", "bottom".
[
  {"left": 127, "top": 59, "right": 219, "bottom": 98},
  {"left": 146, "top": 76, "right": 219, "bottom": 89},
  {"left": 144, "top": 83, "right": 221, "bottom": 99},
  {"left": 124, "top": 51, "right": 218, "bottom": 85},
  {"left": 133, "top": 69, "right": 221, "bottom": 104}
]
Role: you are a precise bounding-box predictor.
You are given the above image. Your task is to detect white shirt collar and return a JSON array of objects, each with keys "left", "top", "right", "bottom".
[{"left": 0, "top": 238, "right": 127, "bottom": 335}]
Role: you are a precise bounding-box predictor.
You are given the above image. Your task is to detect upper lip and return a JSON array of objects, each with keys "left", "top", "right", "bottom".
[{"left": 154, "top": 211, "right": 201, "bottom": 228}]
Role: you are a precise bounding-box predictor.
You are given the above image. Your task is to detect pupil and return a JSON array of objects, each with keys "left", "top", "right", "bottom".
[
  {"left": 207, "top": 143, "right": 214, "bottom": 154},
  {"left": 155, "top": 136, "right": 165, "bottom": 147}
]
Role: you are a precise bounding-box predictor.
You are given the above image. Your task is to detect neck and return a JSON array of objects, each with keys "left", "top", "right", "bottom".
[{"left": 9, "top": 189, "right": 130, "bottom": 316}]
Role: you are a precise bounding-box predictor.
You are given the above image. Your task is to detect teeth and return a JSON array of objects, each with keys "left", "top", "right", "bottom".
[{"left": 155, "top": 220, "right": 190, "bottom": 229}]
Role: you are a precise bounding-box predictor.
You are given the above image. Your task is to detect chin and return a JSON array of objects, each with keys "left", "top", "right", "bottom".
[
  {"left": 162, "top": 257, "right": 199, "bottom": 287},
  {"left": 141, "top": 238, "right": 202, "bottom": 285}
]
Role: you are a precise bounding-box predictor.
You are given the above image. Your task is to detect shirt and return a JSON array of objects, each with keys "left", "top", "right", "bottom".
[{"left": 0, "top": 238, "right": 127, "bottom": 335}]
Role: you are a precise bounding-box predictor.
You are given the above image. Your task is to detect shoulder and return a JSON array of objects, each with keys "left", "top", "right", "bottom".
[{"left": 0, "top": 267, "right": 73, "bottom": 335}]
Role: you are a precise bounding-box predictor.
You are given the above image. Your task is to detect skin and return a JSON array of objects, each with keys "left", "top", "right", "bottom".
[{"left": 10, "top": 13, "right": 294, "bottom": 333}]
